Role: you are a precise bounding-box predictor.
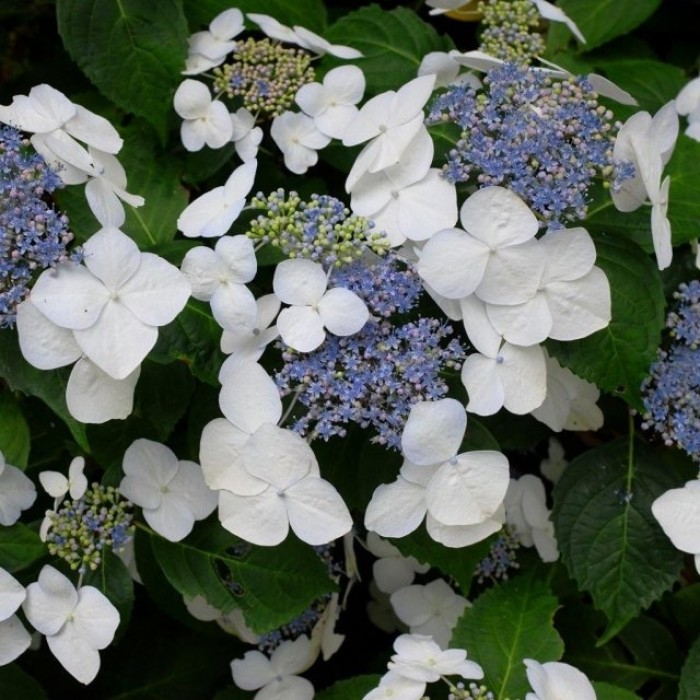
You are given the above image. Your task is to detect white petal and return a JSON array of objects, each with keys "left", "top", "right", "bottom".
[
  {"left": 476, "top": 241, "right": 545, "bottom": 305},
  {"left": 210, "top": 8, "right": 244, "bottom": 40},
  {"left": 144, "top": 494, "right": 196, "bottom": 542},
  {"left": 118, "top": 253, "right": 191, "bottom": 326},
  {"left": 401, "top": 399, "right": 466, "bottom": 466},
  {"left": 66, "top": 105, "right": 123, "bottom": 153},
  {"left": 72, "top": 586, "right": 120, "bottom": 649},
  {"left": 169, "top": 460, "right": 217, "bottom": 520},
  {"left": 232, "top": 650, "right": 275, "bottom": 690},
  {"left": 461, "top": 353, "right": 505, "bottom": 416},
  {"left": 0, "top": 569, "right": 25, "bottom": 621},
  {"left": 219, "top": 362, "right": 282, "bottom": 433},
  {"left": 277, "top": 306, "right": 326, "bottom": 352},
  {"left": 174, "top": 80, "right": 212, "bottom": 120},
  {"left": 218, "top": 488, "right": 289, "bottom": 546},
  {"left": 318, "top": 288, "right": 368, "bottom": 336},
  {"left": 16, "top": 299, "right": 81, "bottom": 370},
  {"left": 545, "top": 268, "right": 611, "bottom": 341},
  {"left": 31, "top": 262, "right": 109, "bottom": 330},
  {"left": 286, "top": 477, "right": 353, "bottom": 545},
  {"left": 417, "top": 228, "right": 490, "bottom": 299},
  {"left": 540, "top": 227, "right": 596, "bottom": 283},
  {"left": 215, "top": 235, "right": 257, "bottom": 284},
  {"left": 273, "top": 259, "right": 327, "bottom": 305},
  {"left": 121, "top": 438, "right": 178, "bottom": 506},
  {"left": 85, "top": 178, "right": 126, "bottom": 228},
  {"left": 47, "top": 622, "right": 102, "bottom": 685},
  {"left": 38, "top": 471, "right": 69, "bottom": 499},
  {"left": 365, "top": 478, "right": 427, "bottom": 538},
  {"left": 531, "top": 0, "right": 586, "bottom": 43},
  {"left": 81, "top": 227, "right": 140, "bottom": 291},
  {"left": 211, "top": 283, "right": 258, "bottom": 330},
  {"left": 500, "top": 343, "right": 547, "bottom": 414},
  {"left": 0, "top": 464, "right": 36, "bottom": 527},
  {"left": 397, "top": 171, "right": 458, "bottom": 242},
  {"left": 23, "top": 565, "right": 77, "bottom": 636},
  {"left": 73, "top": 301, "right": 157, "bottom": 379},
  {"left": 487, "top": 294, "right": 552, "bottom": 346},
  {"left": 460, "top": 187, "right": 538, "bottom": 246},
  {"left": 426, "top": 451, "right": 509, "bottom": 526},
  {"left": 459, "top": 295, "right": 502, "bottom": 357},
  {"left": 0, "top": 615, "right": 31, "bottom": 665},
  {"left": 181, "top": 246, "right": 227, "bottom": 300},
  {"left": 524, "top": 660, "right": 596, "bottom": 700},
  {"left": 652, "top": 481, "right": 700, "bottom": 554},
  {"left": 426, "top": 512, "right": 504, "bottom": 548}
]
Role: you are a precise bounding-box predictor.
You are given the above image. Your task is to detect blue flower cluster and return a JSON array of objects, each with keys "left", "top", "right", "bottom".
[
  {"left": 642, "top": 281, "right": 700, "bottom": 460},
  {"left": 0, "top": 126, "right": 75, "bottom": 327},
  {"left": 427, "top": 62, "right": 620, "bottom": 226},
  {"left": 275, "top": 257, "right": 465, "bottom": 449},
  {"left": 473, "top": 526, "right": 521, "bottom": 583}
]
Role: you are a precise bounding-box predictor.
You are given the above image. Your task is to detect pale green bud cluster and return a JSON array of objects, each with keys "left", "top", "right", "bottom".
[
  {"left": 246, "top": 189, "right": 389, "bottom": 268},
  {"left": 213, "top": 38, "right": 315, "bottom": 117},
  {"left": 448, "top": 682, "right": 496, "bottom": 700},
  {"left": 477, "top": 0, "right": 545, "bottom": 65},
  {"left": 44, "top": 483, "right": 135, "bottom": 574}
]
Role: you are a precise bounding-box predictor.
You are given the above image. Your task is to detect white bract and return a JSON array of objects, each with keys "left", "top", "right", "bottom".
[
  {"left": 181, "top": 234, "right": 258, "bottom": 329},
  {"left": 387, "top": 633, "right": 483, "bottom": 683},
  {"left": 504, "top": 475, "right": 559, "bottom": 563},
  {"left": 174, "top": 80, "right": 233, "bottom": 151},
  {"left": 390, "top": 578, "right": 468, "bottom": 648},
  {"left": 273, "top": 258, "right": 369, "bottom": 352},
  {"left": 0, "top": 568, "right": 31, "bottom": 666},
  {"left": 365, "top": 399, "right": 509, "bottom": 547},
  {"left": 216, "top": 423, "right": 353, "bottom": 546},
  {"left": 178, "top": 159, "right": 257, "bottom": 237},
  {"left": 540, "top": 438, "right": 568, "bottom": 485},
  {"left": 417, "top": 187, "right": 544, "bottom": 305},
  {"left": 651, "top": 479, "right": 700, "bottom": 574},
  {"left": 612, "top": 101, "right": 679, "bottom": 270},
  {"left": 524, "top": 659, "right": 596, "bottom": 700},
  {"left": 295, "top": 65, "right": 366, "bottom": 140},
  {"left": 0, "top": 450, "right": 36, "bottom": 527},
  {"left": 119, "top": 439, "right": 217, "bottom": 542},
  {"left": 366, "top": 532, "right": 430, "bottom": 594},
  {"left": 349, "top": 127, "right": 458, "bottom": 246},
  {"left": 363, "top": 671, "right": 426, "bottom": 700},
  {"left": 39, "top": 455, "right": 88, "bottom": 539},
  {"left": 460, "top": 341, "right": 547, "bottom": 416},
  {"left": 23, "top": 565, "right": 120, "bottom": 684},
  {"left": 29, "top": 227, "right": 190, "bottom": 380},
  {"left": 231, "top": 634, "right": 315, "bottom": 700},
  {"left": 270, "top": 112, "right": 331, "bottom": 174},
  {"left": 343, "top": 75, "right": 436, "bottom": 188},
  {"left": 0, "top": 84, "right": 123, "bottom": 180}
]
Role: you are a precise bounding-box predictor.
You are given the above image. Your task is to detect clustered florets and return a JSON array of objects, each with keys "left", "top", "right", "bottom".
[
  {"left": 642, "top": 281, "right": 700, "bottom": 460},
  {"left": 213, "top": 37, "right": 315, "bottom": 117},
  {"left": 275, "top": 256, "right": 465, "bottom": 448},
  {"left": 246, "top": 189, "right": 389, "bottom": 267},
  {"left": 44, "top": 483, "right": 135, "bottom": 573},
  {"left": 0, "top": 126, "right": 77, "bottom": 327},
  {"left": 448, "top": 681, "right": 497, "bottom": 700},
  {"left": 427, "top": 62, "right": 620, "bottom": 226},
  {"left": 473, "top": 526, "right": 521, "bottom": 583},
  {"left": 478, "top": 0, "right": 545, "bottom": 64}
]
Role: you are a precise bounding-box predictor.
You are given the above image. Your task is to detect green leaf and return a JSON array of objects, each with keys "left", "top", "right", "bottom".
[
  {"left": 324, "top": 6, "right": 453, "bottom": 94},
  {"left": 56, "top": 0, "right": 189, "bottom": 139},
  {"left": 556, "top": 0, "right": 662, "bottom": 51},
  {"left": 183, "top": 0, "right": 327, "bottom": 33},
  {"left": 0, "top": 666, "right": 47, "bottom": 700},
  {"left": 151, "top": 300, "right": 225, "bottom": 386},
  {"left": 0, "top": 330, "right": 89, "bottom": 452},
  {"left": 679, "top": 635, "right": 700, "bottom": 700},
  {"left": 557, "top": 603, "right": 682, "bottom": 693},
  {"left": 552, "top": 437, "right": 684, "bottom": 641},
  {"left": 149, "top": 520, "right": 335, "bottom": 633},
  {"left": 134, "top": 361, "right": 194, "bottom": 441},
  {"left": 82, "top": 550, "right": 135, "bottom": 640},
  {"left": 392, "top": 526, "right": 491, "bottom": 594},
  {"left": 451, "top": 570, "right": 564, "bottom": 699},
  {"left": 0, "top": 523, "right": 46, "bottom": 573},
  {"left": 0, "top": 391, "right": 30, "bottom": 469},
  {"left": 547, "top": 235, "right": 665, "bottom": 411},
  {"left": 666, "top": 136, "right": 700, "bottom": 247},
  {"left": 594, "top": 682, "right": 642, "bottom": 700},
  {"left": 591, "top": 59, "right": 687, "bottom": 113},
  {"left": 316, "top": 676, "right": 383, "bottom": 700}
]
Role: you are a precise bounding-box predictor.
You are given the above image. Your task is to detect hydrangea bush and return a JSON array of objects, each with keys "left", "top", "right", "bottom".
[{"left": 1, "top": 0, "right": 700, "bottom": 697}]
